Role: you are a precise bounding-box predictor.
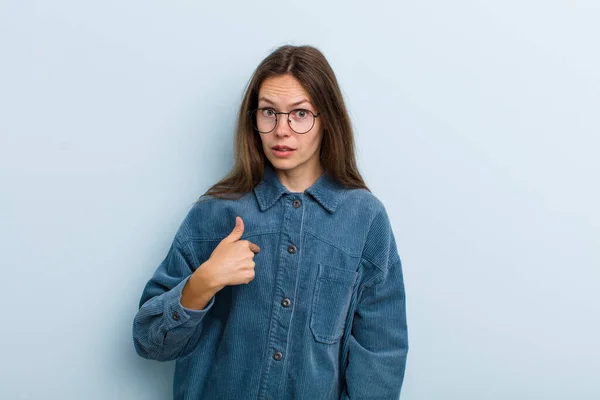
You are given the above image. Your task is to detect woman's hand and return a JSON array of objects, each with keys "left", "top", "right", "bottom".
[
  {"left": 204, "top": 216, "right": 261, "bottom": 287},
  {"left": 181, "top": 216, "right": 260, "bottom": 309}
]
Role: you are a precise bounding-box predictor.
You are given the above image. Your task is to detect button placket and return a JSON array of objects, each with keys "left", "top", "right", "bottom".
[{"left": 258, "top": 193, "right": 303, "bottom": 399}]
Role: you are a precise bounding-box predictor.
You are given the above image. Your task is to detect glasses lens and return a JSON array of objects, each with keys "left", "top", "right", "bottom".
[
  {"left": 288, "top": 109, "right": 314, "bottom": 134},
  {"left": 253, "top": 109, "right": 276, "bottom": 133}
]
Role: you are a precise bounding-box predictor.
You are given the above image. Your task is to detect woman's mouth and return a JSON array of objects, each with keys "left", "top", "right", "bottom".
[{"left": 272, "top": 146, "right": 296, "bottom": 158}]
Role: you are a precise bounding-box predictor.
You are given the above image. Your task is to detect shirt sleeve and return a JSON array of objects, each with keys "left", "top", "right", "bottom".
[
  {"left": 343, "top": 200, "right": 409, "bottom": 399},
  {"left": 343, "top": 258, "right": 408, "bottom": 399},
  {"left": 132, "top": 235, "right": 215, "bottom": 361}
]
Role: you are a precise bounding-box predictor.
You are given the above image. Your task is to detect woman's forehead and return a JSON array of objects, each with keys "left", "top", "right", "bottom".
[{"left": 258, "top": 75, "right": 313, "bottom": 106}]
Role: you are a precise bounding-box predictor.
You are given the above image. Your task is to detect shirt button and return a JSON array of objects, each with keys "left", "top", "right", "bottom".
[
  {"left": 281, "top": 298, "right": 291, "bottom": 307},
  {"left": 293, "top": 199, "right": 301, "bottom": 208},
  {"left": 287, "top": 244, "right": 296, "bottom": 254},
  {"left": 172, "top": 311, "right": 180, "bottom": 321},
  {"left": 273, "top": 351, "right": 283, "bottom": 361}
]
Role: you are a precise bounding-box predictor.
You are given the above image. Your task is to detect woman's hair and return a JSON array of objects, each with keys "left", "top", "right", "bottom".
[{"left": 201, "top": 44, "right": 369, "bottom": 200}]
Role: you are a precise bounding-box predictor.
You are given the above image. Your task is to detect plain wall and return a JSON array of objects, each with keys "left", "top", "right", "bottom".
[{"left": 1, "top": 1, "right": 598, "bottom": 399}]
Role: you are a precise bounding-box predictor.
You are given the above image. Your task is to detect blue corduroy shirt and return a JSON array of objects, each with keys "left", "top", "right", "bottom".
[{"left": 132, "top": 163, "right": 408, "bottom": 399}]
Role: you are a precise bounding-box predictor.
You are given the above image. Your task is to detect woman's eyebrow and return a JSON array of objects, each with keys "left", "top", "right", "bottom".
[{"left": 258, "top": 97, "right": 313, "bottom": 108}]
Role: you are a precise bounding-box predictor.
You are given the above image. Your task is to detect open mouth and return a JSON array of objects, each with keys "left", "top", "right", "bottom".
[{"left": 272, "top": 147, "right": 296, "bottom": 157}]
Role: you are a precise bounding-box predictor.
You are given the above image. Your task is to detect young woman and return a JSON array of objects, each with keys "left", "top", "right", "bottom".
[{"left": 132, "top": 45, "right": 408, "bottom": 400}]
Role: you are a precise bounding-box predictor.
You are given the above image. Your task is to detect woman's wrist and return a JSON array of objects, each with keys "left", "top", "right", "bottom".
[{"left": 180, "top": 263, "right": 222, "bottom": 310}]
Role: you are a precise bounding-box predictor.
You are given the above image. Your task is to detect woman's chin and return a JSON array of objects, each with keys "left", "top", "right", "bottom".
[{"left": 268, "top": 157, "right": 296, "bottom": 170}]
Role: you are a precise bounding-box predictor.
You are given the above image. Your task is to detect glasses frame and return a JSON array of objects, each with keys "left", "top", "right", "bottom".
[{"left": 248, "top": 107, "right": 321, "bottom": 134}]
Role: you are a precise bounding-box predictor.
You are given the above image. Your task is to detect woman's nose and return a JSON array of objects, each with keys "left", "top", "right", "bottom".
[{"left": 274, "top": 114, "right": 292, "bottom": 137}]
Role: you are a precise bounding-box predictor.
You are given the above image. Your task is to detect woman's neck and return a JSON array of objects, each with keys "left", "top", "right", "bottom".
[{"left": 274, "top": 162, "right": 325, "bottom": 193}]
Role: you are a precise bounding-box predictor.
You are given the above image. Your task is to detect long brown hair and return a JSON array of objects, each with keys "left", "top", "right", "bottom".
[{"left": 201, "top": 44, "right": 369, "bottom": 200}]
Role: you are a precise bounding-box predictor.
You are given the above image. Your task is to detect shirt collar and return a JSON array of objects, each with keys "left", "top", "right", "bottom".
[{"left": 253, "top": 163, "right": 345, "bottom": 213}]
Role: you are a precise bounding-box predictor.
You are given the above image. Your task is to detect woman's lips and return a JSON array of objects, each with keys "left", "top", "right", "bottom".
[{"left": 272, "top": 148, "right": 296, "bottom": 158}]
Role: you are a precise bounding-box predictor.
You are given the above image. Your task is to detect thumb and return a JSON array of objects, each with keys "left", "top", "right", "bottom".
[{"left": 225, "top": 216, "right": 244, "bottom": 242}]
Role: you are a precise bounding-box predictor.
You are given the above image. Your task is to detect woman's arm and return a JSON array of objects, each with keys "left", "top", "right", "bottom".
[
  {"left": 132, "top": 237, "right": 217, "bottom": 361},
  {"left": 343, "top": 258, "right": 408, "bottom": 399},
  {"left": 132, "top": 214, "right": 259, "bottom": 361},
  {"left": 342, "top": 199, "right": 409, "bottom": 399}
]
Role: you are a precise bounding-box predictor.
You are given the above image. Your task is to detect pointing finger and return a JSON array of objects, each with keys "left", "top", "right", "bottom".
[{"left": 248, "top": 242, "right": 260, "bottom": 254}]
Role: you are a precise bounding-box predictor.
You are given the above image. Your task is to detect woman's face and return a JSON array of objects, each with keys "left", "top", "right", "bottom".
[{"left": 256, "top": 74, "right": 323, "bottom": 176}]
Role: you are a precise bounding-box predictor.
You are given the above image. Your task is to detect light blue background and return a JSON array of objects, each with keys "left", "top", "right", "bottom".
[{"left": 1, "top": 1, "right": 598, "bottom": 399}]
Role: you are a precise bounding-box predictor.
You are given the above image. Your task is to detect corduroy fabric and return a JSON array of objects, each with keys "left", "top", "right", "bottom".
[{"left": 132, "top": 163, "right": 408, "bottom": 399}]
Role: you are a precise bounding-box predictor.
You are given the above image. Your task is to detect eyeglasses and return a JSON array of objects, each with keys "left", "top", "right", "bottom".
[{"left": 248, "top": 108, "right": 321, "bottom": 134}]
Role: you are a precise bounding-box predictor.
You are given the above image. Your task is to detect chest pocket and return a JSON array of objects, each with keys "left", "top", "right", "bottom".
[{"left": 310, "top": 263, "right": 358, "bottom": 344}]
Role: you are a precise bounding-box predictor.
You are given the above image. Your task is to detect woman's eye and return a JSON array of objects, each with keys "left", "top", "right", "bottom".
[
  {"left": 293, "top": 109, "right": 308, "bottom": 119},
  {"left": 262, "top": 109, "right": 275, "bottom": 117}
]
